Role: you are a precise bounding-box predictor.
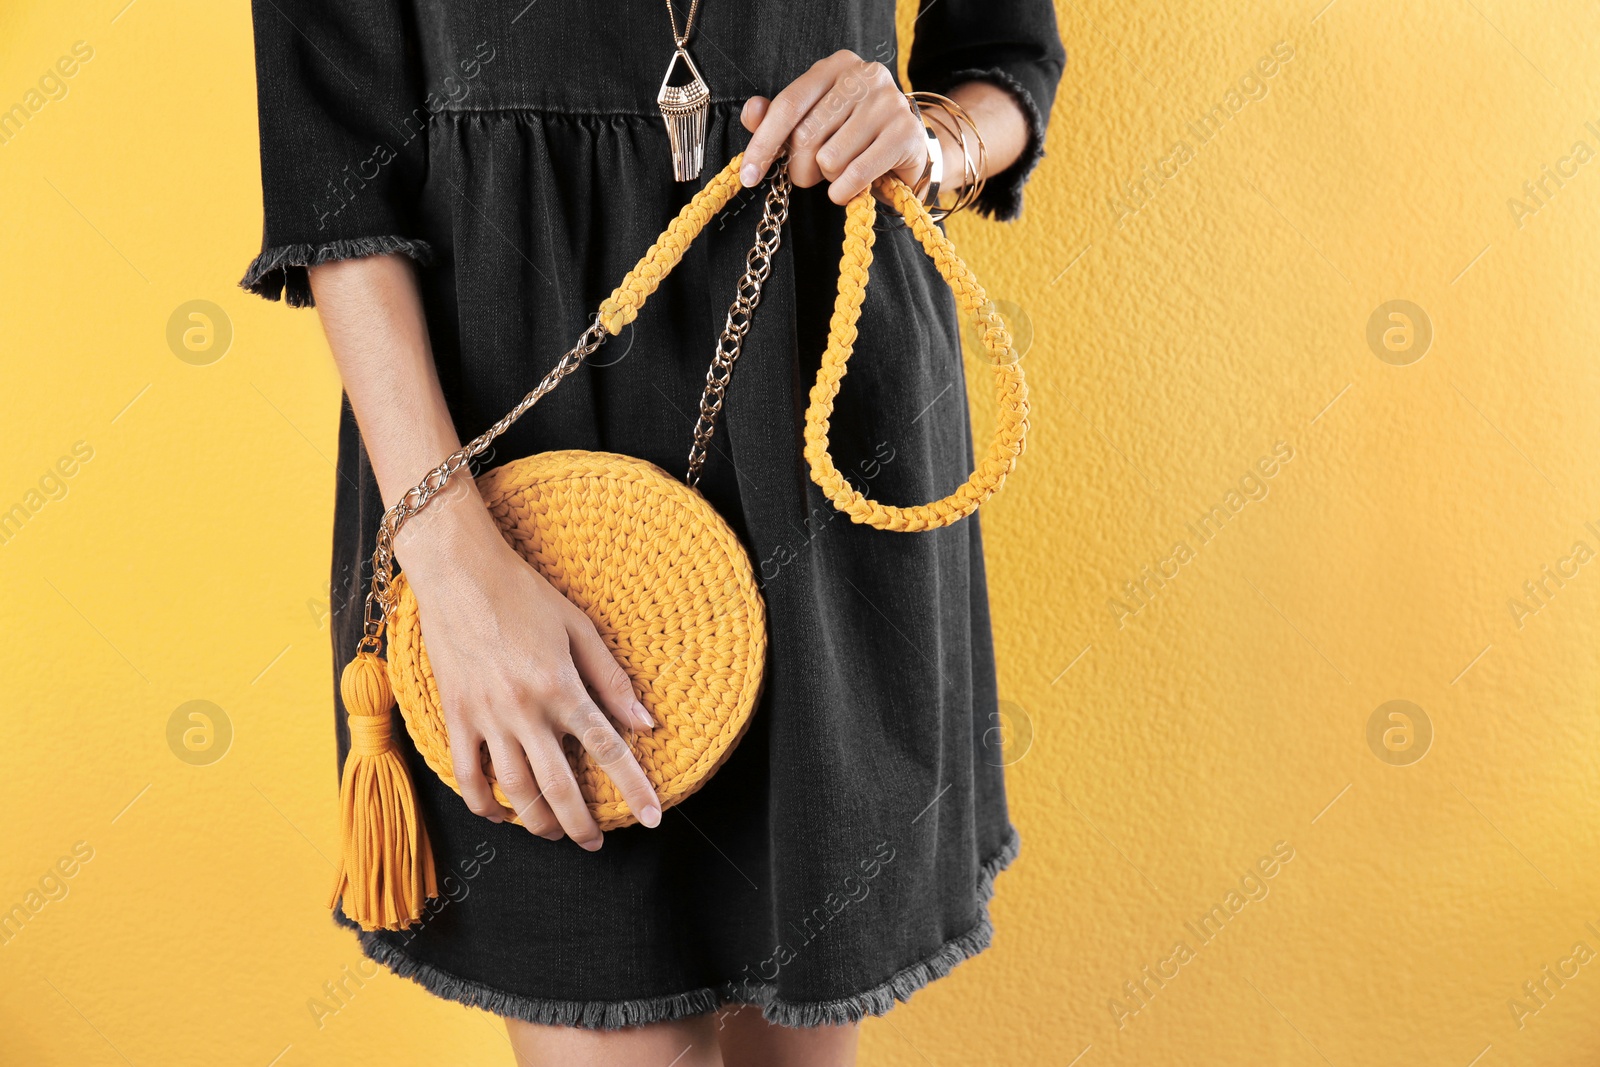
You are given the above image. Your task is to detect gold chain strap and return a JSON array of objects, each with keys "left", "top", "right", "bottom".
[
  {"left": 357, "top": 157, "right": 790, "bottom": 655},
  {"left": 686, "top": 162, "right": 792, "bottom": 485}
]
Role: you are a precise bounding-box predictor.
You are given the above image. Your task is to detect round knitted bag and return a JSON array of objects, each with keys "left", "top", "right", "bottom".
[
  {"left": 385, "top": 450, "right": 767, "bottom": 833},
  {"left": 328, "top": 152, "right": 1029, "bottom": 931}
]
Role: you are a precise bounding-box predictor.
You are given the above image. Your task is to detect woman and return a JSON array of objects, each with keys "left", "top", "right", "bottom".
[{"left": 241, "top": 2, "right": 1063, "bottom": 1063}]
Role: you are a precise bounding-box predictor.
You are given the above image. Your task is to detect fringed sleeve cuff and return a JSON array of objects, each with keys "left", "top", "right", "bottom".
[
  {"left": 906, "top": 0, "right": 1066, "bottom": 222},
  {"left": 238, "top": 236, "right": 434, "bottom": 309},
  {"left": 931, "top": 66, "right": 1054, "bottom": 222}
]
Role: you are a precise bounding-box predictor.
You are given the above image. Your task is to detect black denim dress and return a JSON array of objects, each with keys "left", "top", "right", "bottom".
[{"left": 241, "top": 0, "right": 1064, "bottom": 1029}]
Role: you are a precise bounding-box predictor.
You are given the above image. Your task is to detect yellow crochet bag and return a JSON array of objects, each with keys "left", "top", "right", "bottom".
[{"left": 331, "top": 152, "right": 1029, "bottom": 931}]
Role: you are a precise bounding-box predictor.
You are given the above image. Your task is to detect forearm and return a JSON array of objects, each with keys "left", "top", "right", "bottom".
[
  {"left": 308, "top": 254, "right": 497, "bottom": 570},
  {"left": 934, "top": 80, "right": 1030, "bottom": 189},
  {"left": 307, "top": 254, "right": 659, "bottom": 843}
]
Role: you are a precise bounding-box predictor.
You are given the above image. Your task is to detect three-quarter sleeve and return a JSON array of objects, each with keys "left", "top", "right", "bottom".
[
  {"left": 907, "top": 0, "right": 1067, "bottom": 221},
  {"left": 239, "top": 0, "right": 431, "bottom": 308}
]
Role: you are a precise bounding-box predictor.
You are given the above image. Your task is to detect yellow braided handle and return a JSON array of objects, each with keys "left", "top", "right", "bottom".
[
  {"left": 598, "top": 152, "right": 1027, "bottom": 532},
  {"left": 598, "top": 153, "right": 750, "bottom": 335},
  {"left": 804, "top": 176, "right": 1029, "bottom": 532}
]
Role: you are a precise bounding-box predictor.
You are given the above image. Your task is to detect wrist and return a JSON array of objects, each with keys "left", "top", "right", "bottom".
[
  {"left": 932, "top": 124, "right": 963, "bottom": 190},
  {"left": 904, "top": 90, "right": 989, "bottom": 216},
  {"left": 944, "top": 80, "right": 1027, "bottom": 179},
  {"left": 391, "top": 470, "right": 504, "bottom": 579}
]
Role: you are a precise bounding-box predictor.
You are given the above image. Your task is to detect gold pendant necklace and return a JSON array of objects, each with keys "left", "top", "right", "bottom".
[{"left": 658, "top": 0, "right": 709, "bottom": 181}]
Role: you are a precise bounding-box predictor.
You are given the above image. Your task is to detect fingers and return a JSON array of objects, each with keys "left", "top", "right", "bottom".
[
  {"left": 828, "top": 131, "right": 916, "bottom": 205},
  {"left": 515, "top": 791, "right": 562, "bottom": 839},
  {"left": 485, "top": 734, "right": 564, "bottom": 840},
  {"left": 565, "top": 612, "right": 655, "bottom": 733},
  {"left": 793, "top": 55, "right": 892, "bottom": 190},
  {"left": 811, "top": 104, "right": 878, "bottom": 182},
  {"left": 741, "top": 50, "right": 859, "bottom": 187},
  {"left": 742, "top": 50, "right": 924, "bottom": 207},
  {"left": 524, "top": 729, "right": 607, "bottom": 850},
  {"left": 740, "top": 95, "right": 769, "bottom": 133},
  {"left": 820, "top": 89, "right": 925, "bottom": 204},
  {"left": 566, "top": 703, "right": 662, "bottom": 829},
  {"left": 448, "top": 722, "right": 512, "bottom": 824},
  {"left": 438, "top": 603, "right": 665, "bottom": 847},
  {"left": 785, "top": 73, "right": 860, "bottom": 190}
]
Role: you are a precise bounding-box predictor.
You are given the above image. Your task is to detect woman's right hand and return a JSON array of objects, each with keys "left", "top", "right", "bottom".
[
  {"left": 305, "top": 253, "right": 657, "bottom": 849},
  {"left": 392, "top": 472, "right": 662, "bottom": 850}
]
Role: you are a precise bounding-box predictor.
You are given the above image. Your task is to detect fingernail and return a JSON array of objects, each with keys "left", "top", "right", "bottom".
[
  {"left": 632, "top": 700, "right": 656, "bottom": 730},
  {"left": 488, "top": 815, "right": 503, "bottom": 823},
  {"left": 740, "top": 162, "right": 760, "bottom": 187},
  {"left": 539, "top": 828, "right": 563, "bottom": 841},
  {"left": 640, "top": 804, "right": 661, "bottom": 828},
  {"left": 581, "top": 836, "right": 603, "bottom": 852}
]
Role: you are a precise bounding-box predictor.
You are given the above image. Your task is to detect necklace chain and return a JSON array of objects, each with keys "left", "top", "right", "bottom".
[{"left": 664, "top": 0, "right": 701, "bottom": 47}]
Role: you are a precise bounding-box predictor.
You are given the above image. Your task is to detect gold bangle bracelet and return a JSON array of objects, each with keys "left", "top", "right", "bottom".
[
  {"left": 906, "top": 91, "right": 988, "bottom": 219},
  {"left": 902, "top": 93, "right": 944, "bottom": 209},
  {"left": 922, "top": 105, "right": 979, "bottom": 217},
  {"left": 933, "top": 95, "right": 986, "bottom": 216}
]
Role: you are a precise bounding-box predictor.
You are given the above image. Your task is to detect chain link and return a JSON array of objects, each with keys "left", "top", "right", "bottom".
[
  {"left": 664, "top": 0, "right": 702, "bottom": 47},
  {"left": 356, "top": 159, "right": 793, "bottom": 654},
  {"left": 686, "top": 159, "right": 792, "bottom": 486}
]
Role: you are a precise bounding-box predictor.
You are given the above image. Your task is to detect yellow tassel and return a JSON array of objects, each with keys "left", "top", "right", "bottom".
[{"left": 328, "top": 651, "right": 438, "bottom": 931}]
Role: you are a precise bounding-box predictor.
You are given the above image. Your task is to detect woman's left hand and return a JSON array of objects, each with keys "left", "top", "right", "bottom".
[{"left": 740, "top": 49, "right": 927, "bottom": 205}]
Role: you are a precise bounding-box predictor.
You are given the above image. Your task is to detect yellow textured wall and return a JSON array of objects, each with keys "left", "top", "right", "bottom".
[{"left": 3, "top": 0, "right": 1598, "bottom": 1064}]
